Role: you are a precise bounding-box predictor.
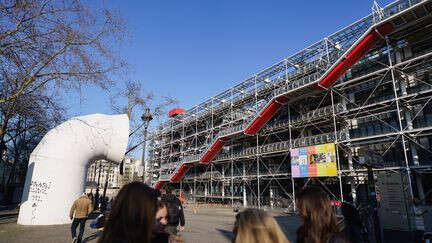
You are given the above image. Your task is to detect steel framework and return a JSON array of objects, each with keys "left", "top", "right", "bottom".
[{"left": 148, "top": 0, "right": 432, "bottom": 230}]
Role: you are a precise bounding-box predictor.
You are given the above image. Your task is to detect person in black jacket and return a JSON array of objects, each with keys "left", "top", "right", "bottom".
[
  {"left": 97, "top": 182, "right": 158, "bottom": 243},
  {"left": 341, "top": 195, "right": 362, "bottom": 243},
  {"left": 161, "top": 186, "right": 185, "bottom": 234}
]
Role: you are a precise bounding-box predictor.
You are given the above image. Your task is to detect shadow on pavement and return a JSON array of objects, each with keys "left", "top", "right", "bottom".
[
  {"left": 82, "top": 231, "right": 102, "bottom": 243},
  {"left": 216, "top": 228, "right": 233, "bottom": 240}
]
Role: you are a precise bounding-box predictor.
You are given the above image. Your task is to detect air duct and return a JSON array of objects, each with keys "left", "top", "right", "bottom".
[{"left": 18, "top": 114, "right": 129, "bottom": 225}]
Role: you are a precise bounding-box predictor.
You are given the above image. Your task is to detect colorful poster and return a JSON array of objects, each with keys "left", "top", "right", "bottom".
[
  {"left": 326, "top": 162, "right": 337, "bottom": 176},
  {"left": 308, "top": 163, "right": 317, "bottom": 177},
  {"left": 290, "top": 148, "right": 299, "bottom": 157},
  {"left": 299, "top": 165, "right": 308, "bottom": 177},
  {"left": 290, "top": 148, "right": 300, "bottom": 177},
  {"left": 290, "top": 143, "right": 337, "bottom": 178},
  {"left": 291, "top": 165, "right": 300, "bottom": 177},
  {"left": 317, "top": 163, "right": 327, "bottom": 176}
]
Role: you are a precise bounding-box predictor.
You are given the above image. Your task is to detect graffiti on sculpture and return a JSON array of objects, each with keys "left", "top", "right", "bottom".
[
  {"left": 29, "top": 180, "right": 52, "bottom": 223},
  {"left": 29, "top": 180, "right": 52, "bottom": 204}
]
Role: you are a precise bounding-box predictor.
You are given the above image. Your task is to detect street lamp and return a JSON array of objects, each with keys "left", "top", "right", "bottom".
[
  {"left": 95, "top": 160, "right": 102, "bottom": 210},
  {"left": 141, "top": 107, "right": 153, "bottom": 184}
]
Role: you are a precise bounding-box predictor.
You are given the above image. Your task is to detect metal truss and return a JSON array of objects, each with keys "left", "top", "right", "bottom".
[{"left": 147, "top": 0, "right": 432, "bottom": 215}]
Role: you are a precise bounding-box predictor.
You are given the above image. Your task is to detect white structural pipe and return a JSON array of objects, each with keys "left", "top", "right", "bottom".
[{"left": 18, "top": 114, "right": 129, "bottom": 225}]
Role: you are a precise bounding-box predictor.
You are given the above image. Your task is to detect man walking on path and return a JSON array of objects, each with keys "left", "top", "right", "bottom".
[
  {"left": 69, "top": 193, "right": 93, "bottom": 243},
  {"left": 161, "top": 186, "right": 185, "bottom": 234}
]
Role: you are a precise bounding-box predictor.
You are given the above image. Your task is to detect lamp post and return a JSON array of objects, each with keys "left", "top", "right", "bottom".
[
  {"left": 95, "top": 160, "right": 102, "bottom": 210},
  {"left": 141, "top": 108, "right": 153, "bottom": 184}
]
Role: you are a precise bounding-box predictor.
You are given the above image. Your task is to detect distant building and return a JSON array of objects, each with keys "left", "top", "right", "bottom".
[
  {"left": 122, "top": 157, "right": 142, "bottom": 185},
  {"left": 86, "top": 159, "right": 121, "bottom": 190},
  {"left": 85, "top": 157, "right": 143, "bottom": 197}
]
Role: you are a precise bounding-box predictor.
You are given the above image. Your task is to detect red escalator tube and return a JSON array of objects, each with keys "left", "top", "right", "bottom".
[
  {"left": 171, "top": 164, "right": 190, "bottom": 182},
  {"left": 318, "top": 23, "right": 394, "bottom": 89},
  {"left": 244, "top": 96, "right": 288, "bottom": 135},
  {"left": 200, "top": 138, "right": 228, "bottom": 163},
  {"left": 154, "top": 181, "right": 165, "bottom": 190},
  {"left": 165, "top": 23, "right": 394, "bottom": 184}
]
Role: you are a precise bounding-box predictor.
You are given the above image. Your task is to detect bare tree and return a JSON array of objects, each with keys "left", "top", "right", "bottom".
[
  {"left": 0, "top": 0, "right": 128, "bottom": 105},
  {"left": 0, "top": 0, "right": 129, "bottom": 202},
  {"left": 0, "top": 88, "right": 64, "bottom": 202},
  {"left": 110, "top": 80, "right": 178, "bottom": 155}
]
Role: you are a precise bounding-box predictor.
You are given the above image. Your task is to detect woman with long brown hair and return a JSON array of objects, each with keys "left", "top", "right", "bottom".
[
  {"left": 296, "top": 187, "right": 348, "bottom": 243},
  {"left": 152, "top": 201, "right": 169, "bottom": 243},
  {"left": 98, "top": 181, "right": 159, "bottom": 243},
  {"left": 232, "top": 208, "right": 289, "bottom": 243}
]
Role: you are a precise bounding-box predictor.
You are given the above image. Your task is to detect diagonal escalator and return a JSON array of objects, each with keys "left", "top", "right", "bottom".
[{"left": 154, "top": 0, "right": 428, "bottom": 189}]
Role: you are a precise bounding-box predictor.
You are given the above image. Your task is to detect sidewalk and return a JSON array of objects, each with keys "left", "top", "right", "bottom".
[
  {"left": 0, "top": 207, "right": 299, "bottom": 243},
  {"left": 0, "top": 210, "right": 100, "bottom": 243}
]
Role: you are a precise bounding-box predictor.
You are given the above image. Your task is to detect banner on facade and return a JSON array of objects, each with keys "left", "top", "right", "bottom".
[{"left": 290, "top": 143, "right": 337, "bottom": 178}]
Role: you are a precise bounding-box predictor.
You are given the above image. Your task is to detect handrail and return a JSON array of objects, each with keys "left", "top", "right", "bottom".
[{"left": 153, "top": 0, "right": 427, "bottom": 187}]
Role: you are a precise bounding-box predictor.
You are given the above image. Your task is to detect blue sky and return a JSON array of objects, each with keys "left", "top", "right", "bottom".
[{"left": 66, "top": 0, "right": 394, "bottom": 120}]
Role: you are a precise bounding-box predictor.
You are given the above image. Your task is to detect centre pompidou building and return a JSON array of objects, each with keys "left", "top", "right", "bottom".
[{"left": 148, "top": 0, "right": 432, "bottom": 231}]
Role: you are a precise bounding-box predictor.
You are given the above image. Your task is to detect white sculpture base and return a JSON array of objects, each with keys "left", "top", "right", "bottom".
[{"left": 18, "top": 114, "right": 129, "bottom": 225}]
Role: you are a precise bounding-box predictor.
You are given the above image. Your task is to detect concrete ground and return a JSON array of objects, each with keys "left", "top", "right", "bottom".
[
  {"left": 180, "top": 207, "right": 299, "bottom": 242},
  {"left": 0, "top": 207, "right": 300, "bottom": 243}
]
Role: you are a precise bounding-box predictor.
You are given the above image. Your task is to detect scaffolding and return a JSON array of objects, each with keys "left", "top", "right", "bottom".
[{"left": 148, "top": 0, "right": 432, "bottom": 229}]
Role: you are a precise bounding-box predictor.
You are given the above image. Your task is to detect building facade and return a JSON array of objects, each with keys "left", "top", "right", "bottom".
[
  {"left": 86, "top": 156, "right": 142, "bottom": 191},
  {"left": 148, "top": 0, "right": 432, "bottom": 230},
  {"left": 122, "top": 156, "right": 142, "bottom": 185},
  {"left": 86, "top": 159, "right": 121, "bottom": 189}
]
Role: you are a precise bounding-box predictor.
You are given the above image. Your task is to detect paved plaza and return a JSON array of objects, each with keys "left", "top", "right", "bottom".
[{"left": 0, "top": 206, "right": 299, "bottom": 243}]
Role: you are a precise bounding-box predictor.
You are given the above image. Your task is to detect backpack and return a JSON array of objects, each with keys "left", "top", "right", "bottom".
[
  {"left": 162, "top": 195, "right": 181, "bottom": 225},
  {"left": 90, "top": 214, "right": 105, "bottom": 229}
]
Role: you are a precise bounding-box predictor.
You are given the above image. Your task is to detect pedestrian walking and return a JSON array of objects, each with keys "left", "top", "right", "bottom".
[
  {"left": 70, "top": 192, "right": 93, "bottom": 243},
  {"left": 100, "top": 196, "right": 108, "bottom": 213},
  {"left": 88, "top": 192, "right": 94, "bottom": 204},
  {"left": 97, "top": 181, "right": 158, "bottom": 243},
  {"left": 177, "top": 191, "right": 185, "bottom": 205},
  {"left": 161, "top": 186, "right": 185, "bottom": 234},
  {"left": 341, "top": 195, "right": 362, "bottom": 243}
]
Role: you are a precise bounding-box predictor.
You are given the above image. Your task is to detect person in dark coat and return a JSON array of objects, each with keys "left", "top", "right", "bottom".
[
  {"left": 70, "top": 193, "right": 93, "bottom": 243},
  {"left": 97, "top": 182, "right": 158, "bottom": 243},
  {"left": 341, "top": 195, "right": 362, "bottom": 243},
  {"left": 160, "top": 186, "right": 185, "bottom": 234}
]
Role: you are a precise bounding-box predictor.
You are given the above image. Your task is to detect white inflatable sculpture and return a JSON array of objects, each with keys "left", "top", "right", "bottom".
[{"left": 18, "top": 114, "right": 129, "bottom": 225}]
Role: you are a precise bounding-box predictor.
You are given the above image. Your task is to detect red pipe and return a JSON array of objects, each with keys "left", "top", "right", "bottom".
[
  {"left": 163, "top": 23, "right": 395, "bottom": 184},
  {"left": 200, "top": 138, "right": 227, "bottom": 163},
  {"left": 154, "top": 181, "right": 165, "bottom": 190},
  {"left": 171, "top": 164, "right": 190, "bottom": 182},
  {"left": 244, "top": 96, "right": 288, "bottom": 135},
  {"left": 318, "top": 23, "right": 394, "bottom": 89}
]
